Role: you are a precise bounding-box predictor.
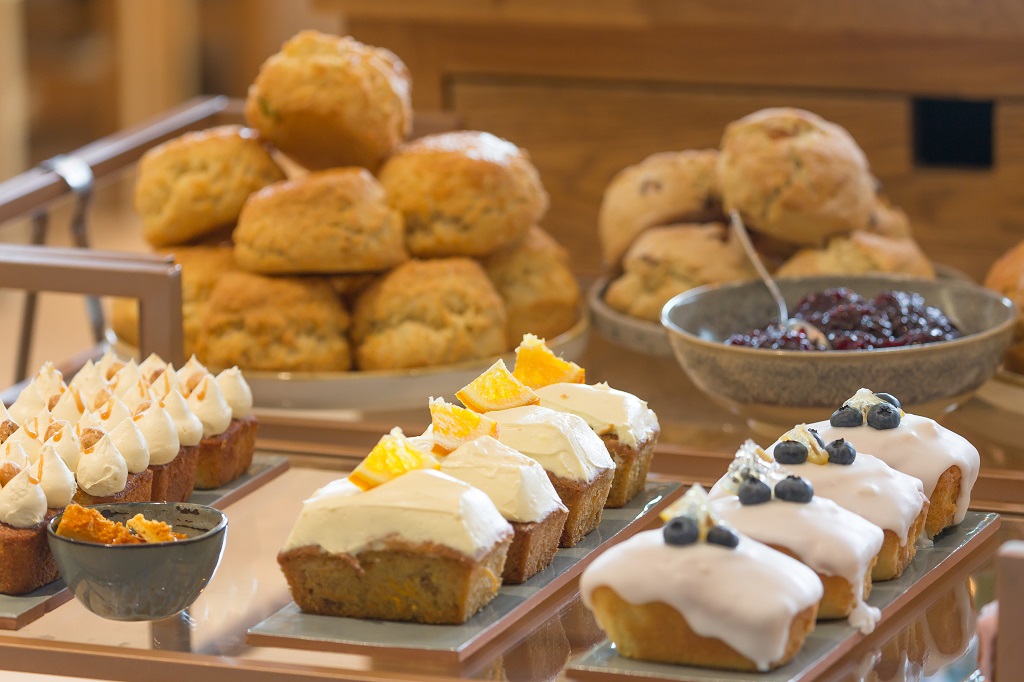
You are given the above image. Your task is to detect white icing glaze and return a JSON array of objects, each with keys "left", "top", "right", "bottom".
[
  {"left": 215, "top": 367, "right": 253, "bottom": 419},
  {"left": 486, "top": 405, "right": 615, "bottom": 483},
  {"left": 441, "top": 436, "right": 567, "bottom": 523},
  {"left": 535, "top": 382, "right": 659, "bottom": 449},
  {"left": 283, "top": 469, "right": 513, "bottom": 559},
  {"left": 42, "top": 420, "right": 81, "bottom": 472},
  {"left": 186, "top": 374, "right": 232, "bottom": 438},
  {"left": 135, "top": 402, "right": 180, "bottom": 466},
  {"left": 33, "top": 443, "right": 76, "bottom": 508},
  {"left": 76, "top": 433, "right": 128, "bottom": 497},
  {"left": 580, "top": 529, "right": 823, "bottom": 672},
  {"left": 0, "top": 468, "right": 47, "bottom": 528},
  {"left": 106, "top": 418, "right": 150, "bottom": 473},
  {"left": 710, "top": 495, "right": 883, "bottom": 633},
  {"left": 162, "top": 389, "right": 203, "bottom": 446},
  {"left": 49, "top": 387, "right": 87, "bottom": 425}
]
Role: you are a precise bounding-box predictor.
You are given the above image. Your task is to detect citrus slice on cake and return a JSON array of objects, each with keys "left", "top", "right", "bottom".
[
  {"left": 429, "top": 397, "right": 499, "bottom": 453},
  {"left": 456, "top": 359, "right": 540, "bottom": 413},
  {"left": 348, "top": 427, "right": 440, "bottom": 490},
  {"left": 511, "top": 333, "right": 585, "bottom": 389}
]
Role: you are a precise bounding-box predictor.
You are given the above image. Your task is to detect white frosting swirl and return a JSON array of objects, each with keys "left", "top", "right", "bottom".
[
  {"left": 7, "top": 411, "right": 52, "bottom": 463},
  {"left": 148, "top": 363, "right": 184, "bottom": 400},
  {"left": 30, "top": 362, "right": 66, "bottom": 404},
  {"left": 94, "top": 396, "right": 133, "bottom": 431},
  {"left": 33, "top": 443, "right": 77, "bottom": 508},
  {"left": 135, "top": 402, "right": 180, "bottom": 466},
  {"left": 0, "top": 468, "right": 47, "bottom": 528},
  {"left": 120, "top": 380, "right": 156, "bottom": 414},
  {"left": 137, "top": 353, "right": 168, "bottom": 382},
  {"left": 186, "top": 374, "right": 232, "bottom": 438},
  {"left": 110, "top": 359, "right": 143, "bottom": 398},
  {"left": 8, "top": 382, "right": 48, "bottom": 426},
  {"left": 177, "top": 355, "right": 210, "bottom": 395},
  {"left": 2, "top": 441, "right": 29, "bottom": 468},
  {"left": 106, "top": 418, "right": 150, "bottom": 473},
  {"left": 96, "top": 349, "right": 125, "bottom": 380},
  {"left": 536, "top": 382, "right": 660, "bottom": 449},
  {"left": 162, "top": 389, "right": 203, "bottom": 447},
  {"left": 75, "top": 433, "right": 128, "bottom": 497},
  {"left": 215, "top": 367, "right": 253, "bottom": 419},
  {"left": 49, "top": 387, "right": 87, "bottom": 425},
  {"left": 43, "top": 421, "right": 81, "bottom": 471},
  {"left": 67, "top": 360, "right": 109, "bottom": 408}
]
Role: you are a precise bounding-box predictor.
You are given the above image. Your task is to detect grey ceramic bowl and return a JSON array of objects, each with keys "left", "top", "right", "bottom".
[
  {"left": 47, "top": 502, "right": 227, "bottom": 621},
  {"left": 661, "top": 275, "right": 1017, "bottom": 430}
]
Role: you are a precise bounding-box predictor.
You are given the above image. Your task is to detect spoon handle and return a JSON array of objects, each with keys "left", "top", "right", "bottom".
[{"left": 729, "top": 210, "right": 789, "bottom": 323}]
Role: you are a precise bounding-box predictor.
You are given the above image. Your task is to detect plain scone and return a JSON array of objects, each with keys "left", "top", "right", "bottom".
[
  {"left": 351, "top": 258, "right": 509, "bottom": 370},
  {"left": 379, "top": 131, "right": 549, "bottom": 257},
  {"left": 233, "top": 168, "right": 408, "bottom": 274},
  {"left": 195, "top": 271, "right": 352, "bottom": 372},
  {"left": 244, "top": 31, "right": 411, "bottom": 171},
  {"left": 775, "top": 231, "right": 936, "bottom": 279},
  {"left": 717, "top": 108, "right": 877, "bottom": 246},
  {"left": 134, "top": 125, "right": 285, "bottom": 247}
]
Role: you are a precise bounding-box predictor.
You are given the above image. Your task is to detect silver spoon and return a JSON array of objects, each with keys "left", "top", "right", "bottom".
[{"left": 729, "top": 210, "right": 831, "bottom": 350}]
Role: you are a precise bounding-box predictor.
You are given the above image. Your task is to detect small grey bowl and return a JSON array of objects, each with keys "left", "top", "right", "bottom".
[
  {"left": 47, "top": 502, "right": 227, "bottom": 621},
  {"left": 661, "top": 275, "right": 1017, "bottom": 431}
]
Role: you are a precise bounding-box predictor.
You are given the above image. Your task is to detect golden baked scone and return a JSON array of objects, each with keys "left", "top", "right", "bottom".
[
  {"left": 604, "top": 223, "right": 757, "bottom": 322},
  {"left": 863, "top": 191, "right": 913, "bottom": 239},
  {"left": 134, "top": 125, "right": 285, "bottom": 247},
  {"left": 328, "top": 273, "right": 380, "bottom": 305},
  {"left": 717, "top": 108, "right": 877, "bottom": 246},
  {"left": 110, "top": 245, "right": 236, "bottom": 358},
  {"left": 233, "top": 168, "right": 408, "bottom": 274},
  {"left": 984, "top": 240, "right": 1024, "bottom": 373},
  {"left": 351, "top": 258, "right": 509, "bottom": 370},
  {"left": 379, "top": 131, "right": 549, "bottom": 258},
  {"left": 196, "top": 271, "right": 352, "bottom": 372},
  {"left": 775, "top": 231, "right": 936, "bottom": 279},
  {"left": 482, "top": 226, "right": 580, "bottom": 341},
  {"left": 598, "top": 149, "right": 722, "bottom": 266},
  {"left": 244, "top": 31, "right": 411, "bottom": 172}
]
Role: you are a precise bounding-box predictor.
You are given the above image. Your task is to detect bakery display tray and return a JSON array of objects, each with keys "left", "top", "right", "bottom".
[
  {"left": 0, "top": 452, "right": 290, "bottom": 631},
  {"left": 567, "top": 511, "right": 1000, "bottom": 682},
  {"left": 246, "top": 480, "right": 682, "bottom": 663}
]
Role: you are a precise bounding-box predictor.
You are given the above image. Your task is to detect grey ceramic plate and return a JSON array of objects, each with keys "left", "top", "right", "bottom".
[
  {"left": 246, "top": 481, "right": 682, "bottom": 663},
  {"left": 567, "top": 511, "right": 999, "bottom": 682}
]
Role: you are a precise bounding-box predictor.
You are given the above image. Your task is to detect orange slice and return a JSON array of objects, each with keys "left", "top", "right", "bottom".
[
  {"left": 348, "top": 427, "right": 440, "bottom": 490},
  {"left": 456, "top": 359, "right": 540, "bottom": 413},
  {"left": 429, "top": 397, "right": 499, "bottom": 454},
  {"left": 511, "top": 333, "right": 585, "bottom": 389}
]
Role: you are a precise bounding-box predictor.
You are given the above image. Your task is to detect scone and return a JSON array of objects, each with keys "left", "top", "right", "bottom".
[
  {"left": 717, "top": 107, "right": 877, "bottom": 246},
  {"left": 863, "top": 190, "right": 913, "bottom": 239},
  {"left": 775, "top": 230, "right": 935, "bottom": 279},
  {"left": 233, "top": 168, "right": 408, "bottom": 274},
  {"left": 379, "top": 131, "right": 549, "bottom": 257},
  {"left": 598, "top": 149, "right": 722, "bottom": 266},
  {"left": 984, "top": 240, "right": 1024, "bottom": 373},
  {"left": 244, "top": 30, "right": 411, "bottom": 172},
  {"left": 196, "top": 271, "right": 352, "bottom": 372},
  {"left": 482, "top": 226, "right": 580, "bottom": 341},
  {"left": 603, "top": 223, "right": 756, "bottom": 322},
  {"left": 133, "top": 125, "right": 286, "bottom": 247},
  {"left": 580, "top": 486, "right": 822, "bottom": 672},
  {"left": 351, "top": 258, "right": 508, "bottom": 370}
]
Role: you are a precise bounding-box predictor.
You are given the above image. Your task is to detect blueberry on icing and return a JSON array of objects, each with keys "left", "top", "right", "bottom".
[
  {"left": 873, "top": 392, "right": 902, "bottom": 410},
  {"left": 866, "top": 402, "right": 901, "bottom": 430},
  {"left": 706, "top": 525, "right": 740, "bottom": 548},
  {"left": 825, "top": 438, "right": 857, "bottom": 465},
  {"left": 774, "top": 476, "right": 814, "bottom": 503},
  {"left": 738, "top": 478, "right": 772, "bottom": 505},
  {"left": 830, "top": 405, "right": 863, "bottom": 428},
  {"left": 774, "top": 440, "right": 809, "bottom": 465},
  {"left": 663, "top": 516, "right": 699, "bottom": 546}
]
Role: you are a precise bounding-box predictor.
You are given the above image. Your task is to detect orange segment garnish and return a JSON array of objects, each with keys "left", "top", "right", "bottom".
[
  {"left": 429, "top": 397, "right": 499, "bottom": 454},
  {"left": 348, "top": 427, "right": 440, "bottom": 491},
  {"left": 511, "top": 333, "right": 585, "bottom": 389},
  {"left": 456, "top": 359, "right": 540, "bottom": 413}
]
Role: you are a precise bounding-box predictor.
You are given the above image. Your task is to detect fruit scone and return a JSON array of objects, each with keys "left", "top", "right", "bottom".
[
  {"left": 705, "top": 441, "right": 884, "bottom": 633},
  {"left": 751, "top": 424, "right": 929, "bottom": 581},
  {"left": 810, "top": 389, "right": 980, "bottom": 539},
  {"left": 580, "top": 485, "right": 822, "bottom": 672}
]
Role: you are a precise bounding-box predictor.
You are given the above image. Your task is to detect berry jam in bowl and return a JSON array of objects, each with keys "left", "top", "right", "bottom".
[{"left": 661, "top": 275, "right": 1016, "bottom": 431}]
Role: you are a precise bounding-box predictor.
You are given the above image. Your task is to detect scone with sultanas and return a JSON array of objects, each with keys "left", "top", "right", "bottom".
[
  {"left": 234, "top": 168, "right": 408, "bottom": 274},
  {"left": 379, "top": 131, "right": 549, "bottom": 258},
  {"left": 244, "top": 30, "right": 411, "bottom": 171},
  {"left": 604, "top": 223, "right": 756, "bottom": 322},
  {"left": 134, "top": 125, "right": 285, "bottom": 247},
  {"left": 717, "top": 108, "right": 876, "bottom": 246},
  {"left": 598, "top": 149, "right": 722, "bottom": 267},
  {"left": 351, "top": 258, "right": 508, "bottom": 370},
  {"left": 196, "top": 271, "right": 352, "bottom": 372},
  {"left": 775, "top": 231, "right": 935, "bottom": 279},
  {"left": 482, "top": 226, "right": 580, "bottom": 341},
  {"left": 109, "top": 245, "right": 236, "bottom": 358}
]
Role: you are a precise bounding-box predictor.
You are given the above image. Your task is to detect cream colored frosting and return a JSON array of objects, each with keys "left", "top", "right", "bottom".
[
  {"left": 75, "top": 433, "right": 128, "bottom": 497},
  {"left": 711, "top": 495, "right": 883, "bottom": 634},
  {"left": 216, "top": 367, "right": 253, "bottom": 419},
  {"left": 486, "top": 405, "right": 615, "bottom": 483},
  {"left": 137, "top": 352, "right": 167, "bottom": 382},
  {"left": 177, "top": 355, "right": 210, "bottom": 394},
  {"left": 441, "top": 436, "right": 568, "bottom": 523},
  {"left": 67, "top": 360, "right": 109, "bottom": 407},
  {"left": 43, "top": 420, "right": 81, "bottom": 472},
  {"left": 162, "top": 389, "right": 203, "bottom": 447},
  {"left": 308, "top": 477, "right": 363, "bottom": 501},
  {"left": 0, "top": 400, "right": 11, "bottom": 423},
  {"left": 135, "top": 402, "right": 180, "bottom": 466},
  {"left": 8, "top": 382, "right": 48, "bottom": 426},
  {"left": 7, "top": 411, "right": 52, "bottom": 463},
  {"left": 283, "top": 469, "right": 513, "bottom": 559},
  {"left": 105, "top": 417, "right": 150, "bottom": 473},
  {"left": 96, "top": 349, "right": 125, "bottom": 380},
  {"left": 536, "top": 382, "right": 659, "bottom": 449},
  {"left": 187, "top": 375, "right": 232, "bottom": 438},
  {"left": 0, "top": 468, "right": 47, "bottom": 528},
  {"left": 120, "top": 380, "right": 156, "bottom": 414},
  {"left": 148, "top": 363, "right": 184, "bottom": 400},
  {"left": 110, "top": 359, "right": 143, "bottom": 398},
  {"left": 49, "top": 386, "right": 87, "bottom": 425},
  {"left": 2, "top": 441, "right": 29, "bottom": 469},
  {"left": 30, "top": 362, "right": 66, "bottom": 404},
  {"left": 33, "top": 443, "right": 77, "bottom": 508},
  {"left": 94, "top": 396, "right": 134, "bottom": 431},
  {"left": 580, "top": 529, "right": 823, "bottom": 672}
]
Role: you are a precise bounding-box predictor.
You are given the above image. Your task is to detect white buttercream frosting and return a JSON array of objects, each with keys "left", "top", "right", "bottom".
[
  {"left": 75, "top": 433, "right": 128, "bottom": 497},
  {"left": 67, "top": 360, "right": 109, "bottom": 408},
  {"left": 120, "top": 380, "right": 155, "bottom": 414},
  {"left": 30, "top": 362, "right": 66, "bottom": 405},
  {"left": 33, "top": 443, "right": 77, "bottom": 508},
  {"left": 96, "top": 349, "right": 125, "bottom": 380},
  {"left": 441, "top": 436, "right": 568, "bottom": 523},
  {"left": 486, "top": 405, "right": 616, "bottom": 482},
  {"left": 580, "top": 529, "right": 823, "bottom": 672},
  {"left": 0, "top": 468, "right": 47, "bottom": 528},
  {"left": 536, "top": 382, "right": 659, "bottom": 449},
  {"left": 2, "top": 441, "right": 29, "bottom": 469},
  {"left": 135, "top": 402, "right": 180, "bottom": 466},
  {"left": 109, "top": 359, "right": 143, "bottom": 398},
  {"left": 49, "top": 387, "right": 87, "bottom": 425},
  {"left": 7, "top": 411, "right": 52, "bottom": 463},
  {"left": 105, "top": 418, "right": 150, "bottom": 473},
  {"left": 94, "top": 396, "right": 133, "bottom": 432},
  {"left": 8, "top": 382, "right": 48, "bottom": 426},
  {"left": 177, "top": 355, "right": 210, "bottom": 394},
  {"left": 282, "top": 469, "right": 513, "bottom": 558},
  {"left": 308, "top": 477, "right": 363, "bottom": 501},
  {"left": 187, "top": 375, "right": 232, "bottom": 438},
  {"left": 148, "top": 363, "right": 184, "bottom": 400},
  {"left": 42, "top": 420, "right": 81, "bottom": 472},
  {"left": 137, "top": 353, "right": 168, "bottom": 382},
  {"left": 215, "top": 367, "right": 253, "bottom": 419},
  {"left": 162, "top": 389, "right": 203, "bottom": 446}
]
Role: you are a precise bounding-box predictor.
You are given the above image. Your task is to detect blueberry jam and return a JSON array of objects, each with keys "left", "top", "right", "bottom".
[{"left": 726, "top": 288, "right": 963, "bottom": 351}]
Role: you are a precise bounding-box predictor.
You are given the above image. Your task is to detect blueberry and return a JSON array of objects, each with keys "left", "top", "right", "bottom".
[
  {"left": 808, "top": 428, "right": 825, "bottom": 448},
  {"left": 663, "top": 516, "right": 699, "bottom": 546},
  {"left": 829, "top": 405, "right": 864, "bottom": 428},
  {"left": 874, "top": 392, "right": 902, "bottom": 410},
  {"left": 867, "top": 402, "right": 901, "bottom": 430},
  {"left": 706, "top": 525, "right": 740, "bottom": 548},
  {"left": 774, "top": 440, "right": 809, "bottom": 465},
  {"left": 738, "top": 478, "right": 772, "bottom": 505},
  {"left": 774, "top": 475, "right": 814, "bottom": 503},
  {"left": 826, "top": 438, "right": 857, "bottom": 465}
]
